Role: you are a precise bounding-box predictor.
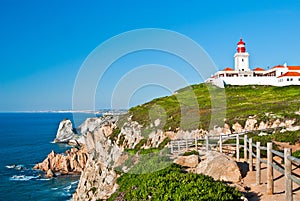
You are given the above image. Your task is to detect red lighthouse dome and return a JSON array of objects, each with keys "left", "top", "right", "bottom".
[{"left": 237, "top": 38, "right": 246, "bottom": 53}]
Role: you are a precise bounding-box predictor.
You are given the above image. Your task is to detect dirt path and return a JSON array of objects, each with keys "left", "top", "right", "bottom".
[{"left": 238, "top": 158, "right": 300, "bottom": 201}]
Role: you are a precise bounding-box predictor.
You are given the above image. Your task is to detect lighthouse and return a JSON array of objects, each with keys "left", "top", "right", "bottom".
[{"left": 234, "top": 38, "right": 250, "bottom": 72}]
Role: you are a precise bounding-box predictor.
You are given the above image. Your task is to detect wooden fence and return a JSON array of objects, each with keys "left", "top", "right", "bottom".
[
  {"left": 243, "top": 135, "right": 300, "bottom": 201},
  {"left": 169, "top": 129, "right": 300, "bottom": 201}
]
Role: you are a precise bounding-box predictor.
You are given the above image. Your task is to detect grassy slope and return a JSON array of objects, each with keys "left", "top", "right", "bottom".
[
  {"left": 127, "top": 84, "right": 300, "bottom": 131},
  {"left": 109, "top": 84, "right": 299, "bottom": 200}
]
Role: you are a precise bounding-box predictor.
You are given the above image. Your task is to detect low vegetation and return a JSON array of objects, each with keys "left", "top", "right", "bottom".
[
  {"left": 182, "top": 150, "right": 199, "bottom": 156},
  {"left": 109, "top": 163, "right": 242, "bottom": 201},
  {"left": 223, "top": 130, "right": 300, "bottom": 157},
  {"left": 124, "top": 84, "right": 299, "bottom": 131}
]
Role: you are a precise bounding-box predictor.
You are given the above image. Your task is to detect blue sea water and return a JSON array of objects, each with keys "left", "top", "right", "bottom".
[{"left": 0, "top": 112, "right": 95, "bottom": 201}]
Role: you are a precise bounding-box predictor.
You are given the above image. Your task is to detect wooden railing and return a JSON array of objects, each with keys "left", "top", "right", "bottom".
[
  {"left": 243, "top": 136, "right": 300, "bottom": 201},
  {"left": 169, "top": 128, "right": 300, "bottom": 201}
]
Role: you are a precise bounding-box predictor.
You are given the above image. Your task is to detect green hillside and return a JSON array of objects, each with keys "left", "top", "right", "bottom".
[{"left": 127, "top": 84, "right": 300, "bottom": 131}]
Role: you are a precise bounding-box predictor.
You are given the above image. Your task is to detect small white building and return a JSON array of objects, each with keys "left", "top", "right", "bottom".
[{"left": 206, "top": 39, "right": 300, "bottom": 87}]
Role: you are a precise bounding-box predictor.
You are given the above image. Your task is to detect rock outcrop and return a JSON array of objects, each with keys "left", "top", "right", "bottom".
[
  {"left": 232, "top": 122, "right": 243, "bottom": 133},
  {"left": 79, "top": 115, "right": 118, "bottom": 137},
  {"left": 34, "top": 146, "right": 88, "bottom": 176},
  {"left": 54, "top": 119, "right": 80, "bottom": 144},
  {"left": 194, "top": 151, "right": 242, "bottom": 183},
  {"left": 174, "top": 155, "right": 199, "bottom": 168},
  {"left": 72, "top": 124, "right": 124, "bottom": 200}
]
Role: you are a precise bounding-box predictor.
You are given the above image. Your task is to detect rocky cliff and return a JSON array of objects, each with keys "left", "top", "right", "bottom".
[
  {"left": 34, "top": 110, "right": 299, "bottom": 200},
  {"left": 33, "top": 146, "right": 88, "bottom": 177}
]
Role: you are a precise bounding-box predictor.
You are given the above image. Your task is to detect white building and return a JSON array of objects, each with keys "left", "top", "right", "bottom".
[{"left": 206, "top": 39, "right": 300, "bottom": 87}]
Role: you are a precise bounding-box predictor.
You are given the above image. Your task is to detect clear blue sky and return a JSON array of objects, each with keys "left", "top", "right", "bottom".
[{"left": 1, "top": 0, "right": 300, "bottom": 111}]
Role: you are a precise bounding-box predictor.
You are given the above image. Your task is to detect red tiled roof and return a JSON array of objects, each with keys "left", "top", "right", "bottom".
[
  {"left": 222, "top": 67, "right": 234, "bottom": 71},
  {"left": 288, "top": 66, "right": 300, "bottom": 71},
  {"left": 253, "top": 67, "right": 265, "bottom": 71},
  {"left": 278, "top": 72, "right": 300, "bottom": 78},
  {"left": 272, "top": 65, "right": 285, "bottom": 69}
]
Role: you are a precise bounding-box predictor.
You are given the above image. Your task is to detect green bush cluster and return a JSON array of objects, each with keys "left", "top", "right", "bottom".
[
  {"left": 109, "top": 164, "right": 242, "bottom": 201},
  {"left": 183, "top": 150, "right": 199, "bottom": 156},
  {"left": 292, "top": 150, "right": 300, "bottom": 158}
]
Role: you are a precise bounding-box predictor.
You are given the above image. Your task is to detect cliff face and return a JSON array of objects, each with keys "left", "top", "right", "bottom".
[
  {"left": 72, "top": 125, "right": 123, "bottom": 200},
  {"left": 72, "top": 115, "right": 174, "bottom": 200}
]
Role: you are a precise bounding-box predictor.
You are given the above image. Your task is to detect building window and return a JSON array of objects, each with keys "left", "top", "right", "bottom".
[
  {"left": 291, "top": 78, "right": 293, "bottom": 81},
  {"left": 287, "top": 78, "right": 289, "bottom": 81},
  {"left": 242, "top": 59, "right": 244, "bottom": 62},
  {"left": 299, "top": 78, "right": 300, "bottom": 81}
]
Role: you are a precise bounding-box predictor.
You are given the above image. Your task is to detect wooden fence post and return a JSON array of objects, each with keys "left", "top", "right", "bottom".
[
  {"left": 195, "top": 137, "right": 198, "bottom": 150},
  {"left": 236, "top": 134, "right": 240, "bottom": 161},
  {"left": 170, "top": 141, "right": 173, "bottom": 154},
  {"left": 267, "top": 142, "right": 274, "bottom": 195},
  {"left": 249, "top": 138, "right": 253, "bottom": 171},
  {"left": 244, "top": 135, "right": 248, "bottom": 161},
  {"left": 219, "top": 135, "right": 223, "bottom": 153},
  {"left": 284, "top": 148, "right": 292, "bottom": 201},
  {"left": 206, "top": 135, "right": 209, "bottom": 151},
  {"left": 256, "top": 141, "right": 261, "bottom": 185}
]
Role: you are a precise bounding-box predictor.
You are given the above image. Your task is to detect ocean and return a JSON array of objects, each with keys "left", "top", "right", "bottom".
[{"left": 0, "top": 112, "right": 95, "bottom": 201}]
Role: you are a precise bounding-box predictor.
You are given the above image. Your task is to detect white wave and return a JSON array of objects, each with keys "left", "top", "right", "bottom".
[
  {"left": 71, "top": 181, "right": 79, "bottom": 185},
  {"left": 6, "top": 164, "right": 25, "bottom": 170},
  {"left": 38, "top": 178, "right": 51, "bottom": 181},
  {"left": 10, "top": 175, "right": 39, "bottom": 181},
  {"left": 51, "top": 187, "right": 58, "bottom": 190},
  {"left": 64, "top": 185, "right": 72, "bottom": 192},
  {"left": 6, "top": 165, "right": 16, "bottom": 169}
]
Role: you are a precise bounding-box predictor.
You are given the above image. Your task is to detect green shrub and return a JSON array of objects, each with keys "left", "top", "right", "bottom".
[
  {"left": 109, "top": 127, "right": 121, "bottom": 143},
  {"left": 158, "top": 138, "right": 171, "bottom": 149},
  {"left": 89, "top": 187, "right": 97, "bottom": 194},
  {"left": 183, "top": 150, "right": 199, "bottom": 156},
  {"left": 109, "top": 164, "right": 242, "bottom": 201},
  {"left": 292, "top": 150, "right": 300, "bottom": 158}
]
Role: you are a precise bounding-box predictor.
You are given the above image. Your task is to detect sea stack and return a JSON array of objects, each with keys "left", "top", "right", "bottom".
[{"left": 54, "top": 119, "right": 78, "bottom": 144}]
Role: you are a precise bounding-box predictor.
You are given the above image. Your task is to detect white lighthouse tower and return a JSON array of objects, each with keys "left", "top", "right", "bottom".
[{"left": 234, "top": 38, "right": 250, "bottom": 72}]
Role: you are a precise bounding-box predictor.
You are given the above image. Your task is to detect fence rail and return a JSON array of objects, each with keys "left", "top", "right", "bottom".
[{"left": 169, "top": 127, "right": 299, "bottom": 201}]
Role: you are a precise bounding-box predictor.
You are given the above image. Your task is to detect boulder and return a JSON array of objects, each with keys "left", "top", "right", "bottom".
[
  {"left": 271, "top": 119, "right": 281, "bottom": 128},
  {"left": 54, "top": 119, "right": 77, "bottom": 143},
  {"left": 195, "top": 151, "right": 241, "bottom": 183},
  {"left": 222, "top": 123, "right": 232, "bottom": 135},
  {"left": 258, "top": 121, "right": 267, "bottom": 130},
  {"left": 174, "top": 155, "right": 199, "bottom": 168},
  {"left": 244, "top": 118, "right": 257, "bottom": 131},
  {"left": 232, "top": 122, "right": 243, "bottom": 133}
]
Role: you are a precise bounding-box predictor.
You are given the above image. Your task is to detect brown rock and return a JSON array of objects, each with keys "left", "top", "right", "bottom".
[
  {"left": 244, "top": 118, "right": 257, "bottom": 131},
  {"left": 45, "top": 169, "right": 55, "bottom": 178},
  {"left": 33, "top": 145, "right": 88, "bottom": 176},
  {"left": 232, "top": 122, "right": 243, "bottom": 133},
  {"left": 195, "top": 151, "right": 241, "bottom": 183},
  {"left": 174, "top": 155, "right": 199, "bottom": 168}
]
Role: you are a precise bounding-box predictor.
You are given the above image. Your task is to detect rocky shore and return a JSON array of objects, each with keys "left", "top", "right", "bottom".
[{"left": 34, "top": 113, "right": 299, "bottom": 200}]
